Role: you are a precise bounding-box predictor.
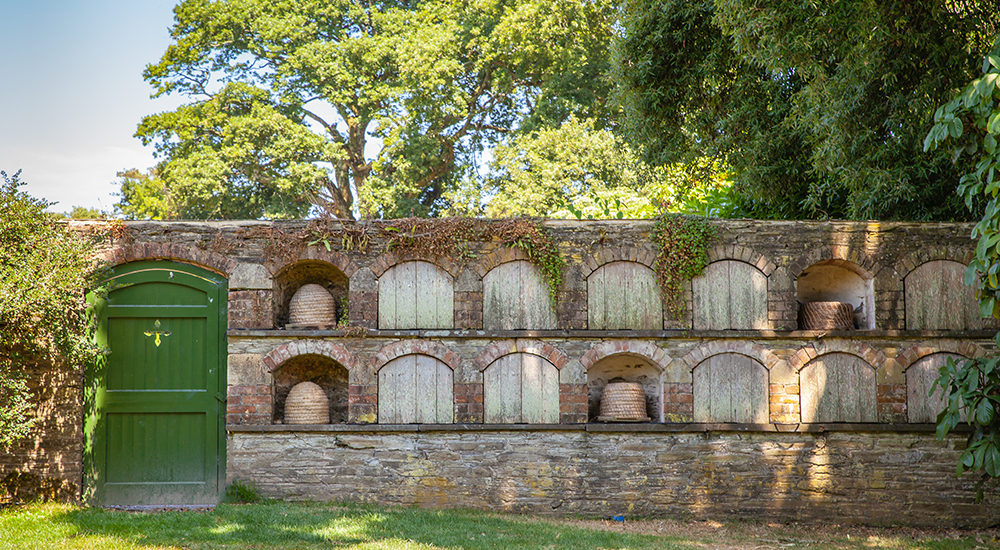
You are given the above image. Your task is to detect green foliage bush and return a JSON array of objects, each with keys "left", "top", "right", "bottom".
[
  {"left": 0, "top": 171, "right": 102, "bottom": 448},
  {"left": 924, "top": 35, "right": 1000, "bottom": 497}
]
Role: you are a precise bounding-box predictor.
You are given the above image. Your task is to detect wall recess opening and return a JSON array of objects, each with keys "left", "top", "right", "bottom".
[{"left": 796, "top": 259, "right": 874, "bottom": 330}]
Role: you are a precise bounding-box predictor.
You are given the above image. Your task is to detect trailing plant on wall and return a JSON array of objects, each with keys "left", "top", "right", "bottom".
[
  {"left": 924, "top": 35, "right": 1000, "bottom": 498},
  {"left": 0, "top": 170, "right": 105, "bottom": 448},
  {"left": 651, "top": 213, "right": 715, "bottom": 317}
]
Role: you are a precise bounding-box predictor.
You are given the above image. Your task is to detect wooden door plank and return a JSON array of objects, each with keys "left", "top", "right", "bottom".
[
  {"left": 693, "top": 359, "right": 712, "bottom": 422},
  {"left": 691, "top": 268, "right": 712, "bottom": 330},
  {"left": 856, "top": 358, "right": 877, "bottom": 422},
  {"left": 623, "top": 262, "right": 641, "bottom": 330},
  {"left": 378, "top": 267, "right": 398, "bottom": 329},
  {"left": 749, "top": 266, "right": 769, "bottom": 330},
  {"left": 484, "top": 360, "right": 503, "bottom": 423},
  {"left": 588, "top": 265, "right": 607, "bottom": 329},
  {"left": 750, "top": 357, "right": 769, "bottom": 423},
  {"left": 435, "top": 360, "right": 454, "bottom": 424},
  {"left": 604, "top": 263, "right": 627, "bottom": 330},
  {"left": 638, "top": 262, "right": 662, "bottom": 330},
  {"left": 483, "top": 263, "right": 508, "bottom": 330},
  {"left": 800, "top": 360, "right": 824, "bottom": 423},
  {"left": 396, "top": 262, "right": 418, "bottom": 328},
  {"left": 940, "top": 260, "right": 964, "bottom": 330},
  {"left": 709, "top": 354, "right": 732, "bottom": 422},
  {"left": 905, "top": 263, "right": 934, "bottom": 330},
  {"left": 523, "top": 261, "right": 557, "bottom": 330},
  {"left": 500, "top": 354, "right": 522, "bottom": 423},
  {"left": 415, "top": 355, "right": 437, "bottom": 423},
  {"left": 732, "top": 354, "right": 753, "bottom": 423},
  {"left": 540, "top": 358, "right": 560, "bottom": 424},
  {"left": 710, "top": 262, "right": 732, "bottom": 330},
  {"left": 521, "top": 353, "right": 543, "bottom": 423}
]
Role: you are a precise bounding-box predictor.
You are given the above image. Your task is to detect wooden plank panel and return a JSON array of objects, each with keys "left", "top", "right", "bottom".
[
  {"left": 749, "top": 266, "right": 769, "bottom": 330},
  {"left": 940, "top": 261, "right": 964, "bottom": 329},
  {"left": 907, "top": 353, "right": 953, "bottom": 423},
  {"left": 377, "top": 268, "right": 397, "bottom": 329},
  {"left": 709, "top": 262, "right": 731, "bottom": 330},
  {"left": 520, "top": 354, "right": 543, "bottom": 423},
  {"left": 604, "top": 263, "right": 627, "bottom": 330},
  {"left": 539, "top": 358, "right": 560, "bottom": 424},
  {"left": 435, "top": 360, "right": 454, "bottom": 424},
  {"left": 415, "top": 355, "right": 437, "bottom": 423},
  {"left": 483, "top": 360, "right": 503, "bottom": 423},
  {"left": 587, "top": 264, "right": 607, "bottom": 329},
  {"left": 829, "top": 354, "right": 853, "bottom": 422},
  {"left": 962, "top": 269, "right": 983, "bottom": 330},
  {"left": 750, "top": 357, "right": 769, "bottom": 423},
  {"left": 854, "top": 357, "right": 877, "bottom": 422},
  {"left": 623, "top": 262, "right": 641, "bottom": 330},
  {"left": 691, "top": 267, "right": 712, "bottom": 330},
  {"left": 399, "top": 262, "right": 419, "bottom": 328},
  {"left": 905, "top": 262, "right": 935, "bottom": 330},
  {"left": 500, "top": 354, "right": 522, "bottom": 423},
  {"left": 693, "top": 359, "right": 712, "bottom": 422},
  {"left": 524, "top": 262, "right": 558, "bottom": 330},
  {"left": 709, "top": 355, "right": 732, "bottom": 422},
  {"left": 415, "top": 262, "right": 435, "bottom": 328},
  {"left": 800, "top": 360, "right": 825, "bottom": 423},
  {"left": 638, "top": 262, "right": 662, "bottom": 329},
  {"left": 732, "top": 354, "right": 753, "bottom": 423},
  {"left": 483, "top": 263, "right": 510, "bottom": 330}
]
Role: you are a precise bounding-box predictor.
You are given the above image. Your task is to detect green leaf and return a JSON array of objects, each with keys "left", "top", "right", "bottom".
[{"left": 977, "top": 398, "right": 995, "bottom": 425}]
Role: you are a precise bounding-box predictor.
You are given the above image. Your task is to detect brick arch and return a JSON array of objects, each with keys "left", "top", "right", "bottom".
[
  {"left": 705, "top": 245, "right": 777, "bottom": 276},
  {"left": 787, "top": 246, "right": 879, "bottom": 281},
  {"left": 94, "top": 243, "right": 237, "bottom": 277},
  {"left": 895, "top": 340, "right": 985, "bottom": 371},
  {"left": 679, "top": 341, "right": 780, "bottom": 372},
  {"left": 579, "top": 340, "right": 669, "bottom": 373},
  {"left": 266, "top": 247, "right": 359, "bottom": 279},
  {"left": 787, "top": 340, "right": 887, "bottom": 372},
  {"left": 370, "top": 251, "right": 460, "bottom": 279},
  {"left": 370, "top": 340, "right": 461, "bottom": 372},
  {"left": 262, "top": 340, "right": 356, "bottom": 372},
  {"left": 579, "top": 246, "right": 658, "bottom": 279},
  {"left": 475, "top": 339, "right": 570, "bottom": 371},
  {"left": 894, "top": 246, "right": 974, "bottom": 280},
  {"left": 474, "top": 247, "right": 534, "bottom": 277}
]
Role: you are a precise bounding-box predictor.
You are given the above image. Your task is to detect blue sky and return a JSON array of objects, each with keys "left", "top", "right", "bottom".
[{"left": 0, "top": 0, "right": 184, "bottom": 213}]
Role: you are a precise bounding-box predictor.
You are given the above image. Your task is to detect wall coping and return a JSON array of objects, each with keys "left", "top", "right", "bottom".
[{"left": 227, "top": 422, "right": 966, "bottom": 434}]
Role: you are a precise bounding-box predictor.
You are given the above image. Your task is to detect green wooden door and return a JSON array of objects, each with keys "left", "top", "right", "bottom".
[{"left": 86, "top": 260, "right": 227, "bottom": 506}]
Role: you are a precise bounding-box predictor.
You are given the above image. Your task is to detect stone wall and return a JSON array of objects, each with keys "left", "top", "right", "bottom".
[
  {"left": 5, "top": 218, "right": 999, "bottom": 521},
  {"left": 228, "top": 426, "right": 998, "bottom": 527}
]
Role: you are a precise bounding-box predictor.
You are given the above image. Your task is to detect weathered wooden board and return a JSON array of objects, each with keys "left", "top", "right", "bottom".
[
  {"left": 905, "top": 260, "right": 981, "bottom": 330},
  {"left": 378, "top": 354, "right": 453, "bottom": 423},
  {"left": 588, "top": 262, "right": 662, "bottom": 330},
  {"left": 692, "top": 261, "right": 768, "bottom": 330},
  {"left": 800, "top": 352, "right": 876, "bottom": 422},
  {"left": 378, "top": 261, "right": 454, "bottom": 329},
  {"left": 693, "top": 353, "right": 768, "bottom": 423},
  {"left": 907, "top": 353, "right": 961, "bottom": 423},
  {"left": 483, "top": 261, "right": 557, "bottom": 330},
  {"left": 484, "top": 353, "right": 559, "bottom": 423}
]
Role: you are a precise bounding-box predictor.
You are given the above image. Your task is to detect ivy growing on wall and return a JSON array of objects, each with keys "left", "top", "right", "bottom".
[{"left": 651, "top": 213, "right": 715, "bottom": 317}]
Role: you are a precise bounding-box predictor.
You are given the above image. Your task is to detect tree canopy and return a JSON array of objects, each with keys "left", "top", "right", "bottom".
[
  {"left": 126, "top": 0, "right": 614, "bottom": 220},
  {"left": 613, "top": 0, "right": 997, "bottom": 220}
]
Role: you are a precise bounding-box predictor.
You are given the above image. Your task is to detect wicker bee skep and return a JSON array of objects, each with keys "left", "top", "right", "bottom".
[
  {"left": 289, "top": 284, "right": 336, "bottom": 326},
  {"left": 799, "top": 301, "right": 855, "bottom": 330},
  {"left": 284, "top": 381, "right": 330, "bottom": 424},
  {"left": 598, "top": 381, "right": 650, "bottom": 421}
]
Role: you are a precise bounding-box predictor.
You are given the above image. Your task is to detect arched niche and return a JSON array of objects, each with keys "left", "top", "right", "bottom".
[
  {"left": 800, "top": 352, "right": 876, "bottom": 422},
  {"left": 483, "top": 353, "right": 559, "bottom": 424},
  {"left": 273, "top": 260, "right": 349, "bottom": 328},
  {"left": 907, "top": 352, "right": 966, "bottom": 423},
  {"left": 796, "top": 259, "right": 874, "bottom": 329},
  {"left": 586, "top": 354, "right": 662, "bottom": 422},
  {"left": 587, "top": 261, "right": 662, "bottom": 330},
  {"left": 378, "top": 354, "right": 454, "bottom": 424},
  {"left": 273, "top": 354, "right": 349, "bottom": 424},
  {"left": 378, "top": 261, "right": 454, "bottom": 329},
  {"left": 692, "top": 260, "right": 768, "bottom": 330},
  {"left": 483, "top": 260, "right": 556, "bottom": 330},
  {"left": 692, "top": 353, "right": 768, "bottom": 423},
  {"left": 905, "top": 260, "right": 981, "bottom": 330}
]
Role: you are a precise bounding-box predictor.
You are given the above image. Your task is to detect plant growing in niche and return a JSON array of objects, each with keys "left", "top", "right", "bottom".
[{"left": 651, "top": 213, "right": 715, "bottom": 317}]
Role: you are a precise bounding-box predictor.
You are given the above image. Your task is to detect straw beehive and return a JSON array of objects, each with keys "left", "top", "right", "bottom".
[
  {"left": 284, "top": 381, "right": 329, "bottom": 424},
  {"left": 598, "top": 381, "right": 650, "bottom": 421},
  {"left": 799, "top": 301, "right": 854, "bottom": 330},
  {"left": 288, "top": 284, "right": 336, "bottom": 326}
]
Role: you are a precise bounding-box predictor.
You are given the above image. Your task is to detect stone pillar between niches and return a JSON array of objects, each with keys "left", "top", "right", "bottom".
[
  {"left": 454, "top": 267, "right": 483, "bottom": 329},
  {"left": 876, "top": 356, "right": 907, "bottom": 422},
  {"left": 348, "top": 267, "right": 377, "bottom": 329},
  {"left": 228, "top": 263, "right": 274, "bottom": 329},
  {"left": 768, "top": 266, "right": 797, "bottom": 330},
  {"left": 227, "top": 354, "right": 273, "bottom": 425},
  {"left": 768, "top": 360, "right": 800, "bottom": 424},
  {"left": 454, "top": 383, "right": 483, "bottom": 423}
]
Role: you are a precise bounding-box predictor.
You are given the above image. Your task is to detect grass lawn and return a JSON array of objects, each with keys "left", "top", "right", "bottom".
[{"left": 1, "top": 501, "right": 999, "bottom": 550}]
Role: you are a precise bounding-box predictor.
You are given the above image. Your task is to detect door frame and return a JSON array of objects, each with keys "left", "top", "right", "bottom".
[{"left": 84, "top": 259, "right": 228, "bottom": 505}]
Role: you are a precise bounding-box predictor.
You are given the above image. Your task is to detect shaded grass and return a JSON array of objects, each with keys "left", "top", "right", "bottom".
[{"left": 1, "top": 501, "right": 999, "bottom": 550}]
